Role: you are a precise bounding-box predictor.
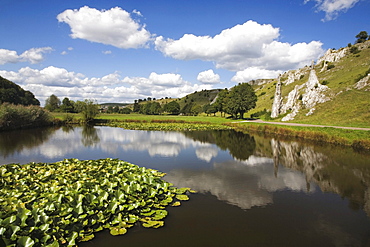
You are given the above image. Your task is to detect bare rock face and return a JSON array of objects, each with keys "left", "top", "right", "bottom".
[
  {"left": 355, "top": 73, "right": 370, "bottom": 90},
  {"left": 271, "top": 78, "right": 282, "bottom": 118},
  {"left": 301, "top": 69, "right": 330, "bottom": 109},
  {"left": 284, "top": 67, "right": 309, "bottom": 85},
  {"left": 317, "top": 48, "right": 347, "bottom": 72},
  {"left": 272, "top": 66, "right": 330, "bottom": 121}
]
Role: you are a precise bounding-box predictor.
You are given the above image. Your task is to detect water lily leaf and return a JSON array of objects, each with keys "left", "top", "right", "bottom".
[
  {"left": 17, "top": 236, "right": 35, "bottom": 247},
  {"left": 39, "top": 223, "right": 50, "bottom": 231},
  {"left": 107, "top": 201, "right": 119, "bottom": 214},
  {"left": 171, "top": 201, "right": 181, "bottom": 207},
  {"left": 110, "top": 227, "right": 127, "bottom": 236},
  {"left": 80, "top": 233, "right": 95, "bottom": 242},
  {"left": 44, "top": 240, "right": 59, "bottom": 247},
  {"left": 142, "top": 220, "right": 164, "bottom": 229},
  {"left": 66, "top": 232, "right": 78, "bottom": 246},
  {"left": 10, "top": 225, "right": 21, "bottom": 239},
  {"left": 176, "top": 195, "right": 189, "bottom": 201},
  {"left": 3, "top": 215, "right": 17, "bottom": 225},
  {"left": 152, "top": 210, "right": 168, "bottom": 220}
]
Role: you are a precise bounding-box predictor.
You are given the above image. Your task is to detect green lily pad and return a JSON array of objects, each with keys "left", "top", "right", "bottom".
[
  {"left": 176, "top": 194, "right": 190, "bottom": 201},
  {"left": 110, "top": 227, "right": 127, "bottom": 236}
]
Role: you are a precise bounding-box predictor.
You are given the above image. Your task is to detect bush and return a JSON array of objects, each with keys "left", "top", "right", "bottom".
[
  {"left": 0, "top": 103, "right": 53, "bottom": 130},
  {"left": 321, "top": 80, "right": 329, "bottom": 85},
  {"left": 327, "top": 64, "right": 335, "bottom": 70},
  {"left": 349, "top": 46, "right": 360, "bottom": 54}
]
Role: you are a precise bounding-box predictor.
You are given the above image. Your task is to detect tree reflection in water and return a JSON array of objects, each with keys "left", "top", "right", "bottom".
[{"left": 81, "top": 124, "right": 100, "bottom": 147}]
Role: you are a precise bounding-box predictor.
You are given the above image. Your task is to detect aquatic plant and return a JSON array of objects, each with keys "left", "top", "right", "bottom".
[
  {"left": 106, "top": 120, "right": 233, "bottom": 131},
  {"left": 0, "top": 158, "right": 194, "bottom": 246}
]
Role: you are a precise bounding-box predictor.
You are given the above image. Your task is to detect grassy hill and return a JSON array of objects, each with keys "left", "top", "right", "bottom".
[
  {"left": 249, "top": 40, "right": 370, "bottom": 127},
  {"left": 117, "top": 41, "right": 370, "bottom": 128}
]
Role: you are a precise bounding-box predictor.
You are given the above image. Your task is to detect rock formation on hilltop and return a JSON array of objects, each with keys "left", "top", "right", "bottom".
[{"left": 271, "top": 62, "right": 330, "bottom": 121}]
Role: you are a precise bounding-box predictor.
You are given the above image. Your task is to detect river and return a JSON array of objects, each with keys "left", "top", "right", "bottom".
[{"left": 1, "top": 125, "right": 370, "bottom": 246}]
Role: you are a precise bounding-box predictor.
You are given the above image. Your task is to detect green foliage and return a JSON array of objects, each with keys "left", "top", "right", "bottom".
[
  {"left": 44, "top": 94, "right": 61, "bottom": 112},
  {"left": 0, "top": 158, "right": 194, "bottom": 246},
  {"left": 321, "top": 80, "right": 329, "bottom": 85},
  {"left": 163, "top": 101, "right": 180, "bottom": 115},
  {"left": 106, "top": 119, "right": 232, "bottom": 131},
  {"left": 140, "top": 102, "right": 162, "bottom": 115},
  {"left": 225, "top": 83, "right": 257, "bottom": 119},
  {"left": 60, "top": 97, "right": 75, "bottom": 113},
  {"left": 350, "top": 46, "right": 360, "bottom": 54},
  {"left": 76, "top": 99, "right": 100, "bottom": 123},
  {"left": 0, "top": 103, "right": 53, "bottom": 130},
  {"left": 213, "top": 89, "right": 229, "bottom": 117},
  {"left": 177, "top": 89, "right": 221, "bottom": 110},
  {"left": 120, "top": 107, "right": 132, "bottom": 114},
  {"left": 203, "top": 104, "right": 218, "bottom": 116},
  {"left": 355, "top": 31, "right": 369, "bottom": 44},
  {"left": 0, "top": 76, "right": 40, "bottom": 106},
  {"left": 327, "top": 64, "right": 335, "bottom": 70}
]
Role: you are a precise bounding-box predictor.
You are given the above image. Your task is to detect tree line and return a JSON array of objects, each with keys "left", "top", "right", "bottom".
[
  {"left": 44, "top": 94, "right": 99, "bottom": 123},
  {"left": 130, "top": 83, "right": 257, "bottom": 119}
]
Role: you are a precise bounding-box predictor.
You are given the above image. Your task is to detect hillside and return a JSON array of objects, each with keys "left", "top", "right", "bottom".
[
  {"left": 0, "top": 76, "right": 40, "bottom": 106},
  {"left": 249, "top": 40, "right": 370, "bottom": 128}
]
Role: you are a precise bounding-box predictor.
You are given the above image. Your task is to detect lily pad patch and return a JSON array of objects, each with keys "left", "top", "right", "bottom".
[{"left": 0, "top": 158, "right": 194, "bottom": 246}]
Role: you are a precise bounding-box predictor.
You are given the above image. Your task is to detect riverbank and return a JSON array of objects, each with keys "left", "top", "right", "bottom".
[{"left": 52, "top": 113, "right": 370, "bottom": 151}]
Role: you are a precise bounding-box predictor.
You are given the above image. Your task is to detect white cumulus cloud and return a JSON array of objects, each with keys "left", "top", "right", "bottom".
[
  {"left": 155, "top": 20, "right": 323, "bottom": 72},
  {"left": 197, "top": 69, "right": 221, "bottom": 84},
  {"left": 305, "top": 0, "right": 360, "bottom": 21},
  {"left": 232, "top": 67, "right": 282, "bottom": 83},
  {"left": 0, "top": 47, "right": 52, "bottom": 65},
  {"left": 57, "top": 6, "right": 152, "bottom": 49},
  {"left": 0, "top": 66, "right": 211, "bottom": 105}
]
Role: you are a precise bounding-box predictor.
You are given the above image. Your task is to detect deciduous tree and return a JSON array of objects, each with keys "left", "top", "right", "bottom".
[
  {"left": 225, "top": 83, "right": 257, "bottom": 119},
  {"left": 45, "top": 94, "right": 60, "bottom": 112}
]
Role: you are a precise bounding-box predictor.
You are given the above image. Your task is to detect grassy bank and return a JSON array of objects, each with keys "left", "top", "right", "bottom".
[
  {"left": 51, "top": 113, "right": 370, "bottom": 151},
  {"left": 229, "top": 122, "right": 370, "bottom": 151}
]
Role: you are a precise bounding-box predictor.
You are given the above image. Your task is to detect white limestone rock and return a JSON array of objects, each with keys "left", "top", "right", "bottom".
[
  {"left": 271, "top": 79, "right": 282, "bottom": 118},
  {"left": 355, "top": 73, "right": 370, "bottom": 90}
]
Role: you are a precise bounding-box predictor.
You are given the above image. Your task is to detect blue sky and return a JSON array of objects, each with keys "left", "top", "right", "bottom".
[{"left": 1, "top": 0, "right": 369, "bottom": 105}]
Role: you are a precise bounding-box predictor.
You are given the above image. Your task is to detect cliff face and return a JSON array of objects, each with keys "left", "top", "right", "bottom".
[{"left": 271, "top": 66, "right": 330, "bottom": 121}]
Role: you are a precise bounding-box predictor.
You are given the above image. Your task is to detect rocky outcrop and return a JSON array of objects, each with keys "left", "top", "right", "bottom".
[
  {"left": 270, "top": 78, "right": 282, "bottom": 118},
  {"left": 271, "top": 65, "right": 329, "bottom": 121},
  {"left": 301, "top": 69, "right": 330, "bottom": 109},
  {"left": 317, "top": 48, "right": 347, "bottom": 72},
  {"left": 283, "top": 67, "right": 309, "bottom": 85},
  {"left": 355, "top": 73, "right": 370, "bottom": 90}
]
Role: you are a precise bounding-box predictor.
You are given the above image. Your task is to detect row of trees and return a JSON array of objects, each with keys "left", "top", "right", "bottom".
[
  {"left": 45, "top": 82, "right": 257, "bottom": 119},
  {"left": 131, "top": 83, "right": 257, "bottom": 119},
  {"left": 132, "top": 100, "right": 181, "bottom": 115},
  {"left": 44, "top": 95, "right": 99, "bottom": 123}
]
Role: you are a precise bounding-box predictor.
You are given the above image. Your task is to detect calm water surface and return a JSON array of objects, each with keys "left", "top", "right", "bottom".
[{"left": 1, "top": 126, "right": 370, "bottom": 246}]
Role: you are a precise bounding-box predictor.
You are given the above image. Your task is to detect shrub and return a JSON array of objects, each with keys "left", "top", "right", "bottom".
[
  {"left": 0, "top": 103, "right": 53, "bottom": 130},
  {"left": 349, "top": 46, "right": 360, "bottom": 54},
  {"left": 327, "top": 64, "right": 335, "bottom": 70},
  {"left": 321, "top": 80, "right": 329, "bottom": 85}
]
